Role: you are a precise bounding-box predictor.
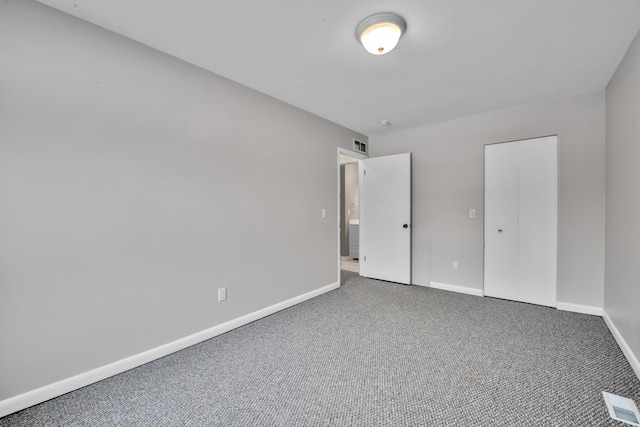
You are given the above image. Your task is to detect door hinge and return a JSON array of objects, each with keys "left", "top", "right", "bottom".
[
  {"left": 364, "top": 169, "right": 367, "bottom": 175},
  {"left": 364, "top": 256, "right": 366, "bottom": 261}
]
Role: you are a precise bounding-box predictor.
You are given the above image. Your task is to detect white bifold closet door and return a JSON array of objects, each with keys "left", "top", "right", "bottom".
[{"left": 484, "top": 136, "right": 557, "bottom": 307}]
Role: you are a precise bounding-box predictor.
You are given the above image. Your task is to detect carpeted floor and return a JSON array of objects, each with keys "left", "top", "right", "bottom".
[{"left": 2, "top": 270, "right": 639, "bottom": 426}]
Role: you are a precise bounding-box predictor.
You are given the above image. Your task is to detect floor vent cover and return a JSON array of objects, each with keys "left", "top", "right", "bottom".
[{"left": 603, "top": 391, "right": 640, "bottom": 426}]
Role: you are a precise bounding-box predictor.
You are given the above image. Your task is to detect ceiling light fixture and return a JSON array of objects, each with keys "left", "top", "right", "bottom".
[{"left": 356, "top": 12, "right": 406, "bottom": 55}]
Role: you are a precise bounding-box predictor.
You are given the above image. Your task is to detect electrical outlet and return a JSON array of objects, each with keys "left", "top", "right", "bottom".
[
  {"left": 321, "top": 208, "right": 326, "bottom": 218},
  {"left": 469, "top": 209, "right": 476, "bottom": 219},
  {"left": 453, "top": 261, "right": 459, "bottom": 270},
  {"left": 218, "top": 287, "right": 227, "bottom": 302}
]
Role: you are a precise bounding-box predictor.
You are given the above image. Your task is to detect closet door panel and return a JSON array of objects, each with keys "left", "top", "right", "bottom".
[
  {"left": 484, "top": 136, "right": 557, "bottom": 307},
  {"left": 517, "top": 137, "right": 557, "bottom": 307},
  {"left": 484, "top": 143, "right": 519, "bottom": 300}
]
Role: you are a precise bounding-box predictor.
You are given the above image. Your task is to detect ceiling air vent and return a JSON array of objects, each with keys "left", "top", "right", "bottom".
[{"left": 353, "top": 139, "right": 367, "bottom": 154}]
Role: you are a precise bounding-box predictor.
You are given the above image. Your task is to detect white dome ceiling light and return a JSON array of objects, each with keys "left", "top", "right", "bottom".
[{"left": 356, "top": 12, "right": 406, "bottom": 55}]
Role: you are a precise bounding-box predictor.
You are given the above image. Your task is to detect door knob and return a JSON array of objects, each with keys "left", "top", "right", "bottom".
[{"left": 403, "top": 224, "right": 408, "bottom": 229}]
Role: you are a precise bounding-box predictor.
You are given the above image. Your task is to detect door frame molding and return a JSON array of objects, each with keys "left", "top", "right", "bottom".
[{"left": 337, "top": 147, "right": 368, "bottom": 284}]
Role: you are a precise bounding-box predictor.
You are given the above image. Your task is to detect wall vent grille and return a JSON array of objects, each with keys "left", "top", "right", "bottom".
[{"left": 353, "top": 139, "right": 367, "bottom": 154}]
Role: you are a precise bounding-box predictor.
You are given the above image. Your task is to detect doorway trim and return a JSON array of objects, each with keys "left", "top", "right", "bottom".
[{"left": 337, "top": 147, "right": 368, "bottom": 284}]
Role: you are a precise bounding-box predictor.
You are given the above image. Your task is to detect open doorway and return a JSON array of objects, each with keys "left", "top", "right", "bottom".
[{"left": 337, "top": 148, "right": 367, "bottom": 279}]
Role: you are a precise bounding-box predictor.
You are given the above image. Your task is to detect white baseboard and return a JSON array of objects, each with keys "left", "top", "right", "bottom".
[
  {"left": 425, "top": 281, "right": 484, "bottom": 297},
  {"left": 556, "top": 302, "right": 603, "bottom": 316},
  {"left": 0, "top": 281, "right": 340, "bottom": 418},
  {"left": 602, "top": 309, "right": 640, "bottom": 381},
  {"left": 340, "top": 256, "right": 352, "bottom": 261}
]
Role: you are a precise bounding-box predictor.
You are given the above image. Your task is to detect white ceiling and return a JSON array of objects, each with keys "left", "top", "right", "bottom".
[{"left": 36, "top": 0, "right": 640, "bottom": 135}]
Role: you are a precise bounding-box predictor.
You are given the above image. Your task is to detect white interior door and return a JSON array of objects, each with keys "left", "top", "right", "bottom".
[
  {"left": 484, "top": 142, "right": 519, "bottom": 301},
  {"left": 360, "top": 153, "right": 411, "bottom": 284},
  {"left": 484, "top": 136, "right": 557, "bottom": 307},
  {"left": 517, "top": 138, "right": 557, "bottom": 306}
]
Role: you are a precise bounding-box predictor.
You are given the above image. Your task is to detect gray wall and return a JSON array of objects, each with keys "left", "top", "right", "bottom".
[
  {"left": 370, "top": 91, "right": 606, "bottom": 308},
  {"left": 0, "top": 0, "right": 365, "bottom": 400},
  {"left": 605, "top": 29, "right": 640, "bottom": 365},
  {"left": 344, "top": 163, "right": 359, "bottom": 255},
  {"left": 344, "top": 163, "right": 359, "bottom": 223},
  {"left": 340, "top": 165, "right": 348, "bottom": 256},
  {"left": 339, "top": 163, "right": 359, "bottom": 257}
]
